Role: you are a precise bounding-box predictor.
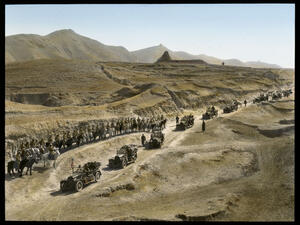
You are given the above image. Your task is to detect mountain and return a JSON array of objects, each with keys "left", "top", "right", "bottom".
[
  {"left": 5, "top": 29, "right": 136, "bottom": 64},
  {"left": 155, "top": 51, "right": 172, "bottom": 63},
  {"left": 5, "top": 29, "right": 281, "bottom": 68},
  {"left": 131, "top": 44, "right": 182, "bottom": 63},
  {"left": 245, "top": 61, "right": 281, "bottom": 68}
]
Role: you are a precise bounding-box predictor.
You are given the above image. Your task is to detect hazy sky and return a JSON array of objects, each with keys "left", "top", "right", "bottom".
[{"left": 5, "top": 4, "right": 295, "bottom": 68}]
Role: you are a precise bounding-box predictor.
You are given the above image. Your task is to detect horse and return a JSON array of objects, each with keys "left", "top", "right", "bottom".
[
  {"left": 76, "top": 134, "right": 84, "bottom": 147},
  {"left": 18, "top": 154, "right": 39, "bottom": 177},
  {"left": 40, "top": 148, "right": 60, "bottom": 169},
  {"left": 7, "top": 160, "right": 20, "bottom": 177},
  {"left": 65, "top": 137, "right": 74, "bottom": 149}
]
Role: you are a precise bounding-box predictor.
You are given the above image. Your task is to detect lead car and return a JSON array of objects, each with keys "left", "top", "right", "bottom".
[{"left": 60, "top": 161, "right": 102, "bottom": 192}]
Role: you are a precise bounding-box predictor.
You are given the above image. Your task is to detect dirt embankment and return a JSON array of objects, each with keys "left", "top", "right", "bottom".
[{"left": 5, "top": 95, "right": 294, "bottom": 221}]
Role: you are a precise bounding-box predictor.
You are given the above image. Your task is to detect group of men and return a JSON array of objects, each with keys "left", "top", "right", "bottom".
[{"left": 7, "top": 115, "right": 166, "bottom": 160}]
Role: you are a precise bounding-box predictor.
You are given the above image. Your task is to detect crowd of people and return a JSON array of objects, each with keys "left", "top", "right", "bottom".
[{"left": 7, "top": 115, "right": 167, "bottom": 164}]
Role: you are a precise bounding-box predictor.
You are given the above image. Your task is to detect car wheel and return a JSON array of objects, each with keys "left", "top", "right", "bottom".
[
  {"left": 60, "top": 181, "right": 66, "bottom": 192},
  {"left": 75, "top": 180, "right": 83, "bottom": 192},
  {"left": 121, "top": 159, "right": 127, "bottom": 168},
  {"left": 95, "top": 171, "right": 101, "bottom": 182}
]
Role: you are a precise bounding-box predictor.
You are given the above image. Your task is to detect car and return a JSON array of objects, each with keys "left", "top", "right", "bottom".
[
  {"left": 146, "top": 129, "right": 165, "bottom": 149},
  {"left": 108, "top": 145, "right": 138, "bottom": 169},
  {"left": 60, "top": 161, "right": 101, "bottom": 192},
  {"left": 176, "top": 115, "right": 194, "bottom": 130},
  {"left": 202, "top": 107, "right": 218, "bottom": 120}
]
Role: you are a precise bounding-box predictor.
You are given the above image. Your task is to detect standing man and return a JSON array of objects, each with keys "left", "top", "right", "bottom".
[
  {"left": 141, "top": 134, "right": 146, "bottom": 146},
  {"left": 202, "top": 120, "right": 206, "bottom": 132},
  {"left": 176, "top": 116, "right": 179, "bottom": 124},
  {"left": 71, "top": 158, "right": 75, "bottom": 173},
  {"left": 244, "top": 99, "right": 247, "bottom": 107}
]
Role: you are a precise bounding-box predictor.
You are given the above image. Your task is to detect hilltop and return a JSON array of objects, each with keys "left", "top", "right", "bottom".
[{"left": 6, "top": 29, "right": 281, "bottom": 68}]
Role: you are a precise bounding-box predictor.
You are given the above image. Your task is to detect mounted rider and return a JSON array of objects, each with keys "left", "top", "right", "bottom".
[
  {"left": 48, "top": 143, "right": 55, "bottom": 160},
  {"left": 55, "top": 134, "right": 60, "bottom": 143},
  {"left": 30, "top": 138, "right": 36, "bottom": 148}
]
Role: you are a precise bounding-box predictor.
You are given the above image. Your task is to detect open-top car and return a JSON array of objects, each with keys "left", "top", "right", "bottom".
[
  {"left": 146, "top": 128, "right": 165, "bottom": 149},
  {"left": 108, "top": 144, "right": 138, "bottom": 169},
  {"left": 202, "top": 106, "right": 218, "bottom": 120},
  {"left": 60, "top": 161, "right": 101, "bottom": 192},
  {"left": 176, "top": 115, "right": 194, "bottom": 131}
]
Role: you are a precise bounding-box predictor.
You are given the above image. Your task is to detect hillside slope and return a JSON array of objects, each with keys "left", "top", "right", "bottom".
[{"left": 5, "top": 29, "right": 136, "bottom": 64}]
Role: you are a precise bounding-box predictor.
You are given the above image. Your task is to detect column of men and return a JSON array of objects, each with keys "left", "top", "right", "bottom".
[{"left": 7, "top": 115, "right": 166, "bottom": 161}]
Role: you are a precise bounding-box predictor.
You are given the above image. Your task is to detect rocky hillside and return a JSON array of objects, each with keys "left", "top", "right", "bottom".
[{"left": 6, "top": 29, "right": 281, "bottom": 68}]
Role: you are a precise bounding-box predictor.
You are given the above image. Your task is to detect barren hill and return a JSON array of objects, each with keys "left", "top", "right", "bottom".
[
  {"left": 6, "top": 29, "right": 281, "bottom": 68},
  {"left": 5, "top": 58, "right": 294, "bottom": 140},
  {"left": 5, "top": 58, "right": 294, "bottom": 221},
  {"left": 5, "top": 29, "right": 136, "bottom": 64}
]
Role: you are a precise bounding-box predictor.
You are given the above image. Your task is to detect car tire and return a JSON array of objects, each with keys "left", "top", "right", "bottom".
[
  {"left": 75, "top": 180, "right": 83, "bottom": 192},
  {"left": 95, "top": 171, "right": 101, "bottom": 182},
  {"left": 60, "top": 181, "right": 66, "bottom": 192},
  {"left": 121, "top": 159, "right": 127, "bottom": 168}
]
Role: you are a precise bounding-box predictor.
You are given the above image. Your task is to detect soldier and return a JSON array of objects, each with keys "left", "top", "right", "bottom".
[
  {"left": 15, "top": 151, "right": 22, "bottom": 170},
  {"left": 150, "top": 133, "right": 154, "bottom": 141},
  {"left": 20, "top": 141, "right": 25, "bottom": 150},
  {"left": 48, "top": 134, "right": 53, "bottom": 146},
  {"left": 25, "top": 140, "right": 30, "bottom": 149},
  {"left": 71, "top": 158, "right": 75, "bottom": 173},
  {"left": 141, "top": 134, "right": 146, "bottom": 146},
  {"left": 176, "top": 116, "right": 179, "bottom": 124},
  {"left": 202, "top": 120, "right": 206, "bottom": 132},
  {"left": 20, "top": 146, "right": 27, "bottom": 160},
  {"left": 30, "top": 139, "right": 35, "bottom": 148},
  {"left": 39, "top": 138, "right": 45, "bottom": 148},
  {"left": 244, "top": 99, "right": 247, "bottom": 107},
  {"left": 48, "top": 144, "right": 55, "bottom": 160}
]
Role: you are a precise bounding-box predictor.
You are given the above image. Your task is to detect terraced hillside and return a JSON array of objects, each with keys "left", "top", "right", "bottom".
[
  {"left": 5, "top": 59, "right": 294, "bottom": 141},
  {"left": 5, "top": 57, "right": 294, "bottom": 221}
]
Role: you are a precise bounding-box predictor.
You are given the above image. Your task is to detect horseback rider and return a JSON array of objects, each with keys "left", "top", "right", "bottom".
[
  {"left": 55, "top": 134, "right": 60, "bottom": 143},
  {"left": 141, "top": 134, "right": 146, "bottom": 146},
  {"left": 39, "top": 138, "right": 45, "bottom": 148},
  {"left": 25, "top": 141, "right": 30, "bottom": 149},
  {"left": 48, "top": 144, "right": 55, "bottom": 160},
  {"left": 48, "top": 134, "right": 53, "bottom": 145},
  {"left": 30, "top": 139, "right": 36, "bottom": 148}
]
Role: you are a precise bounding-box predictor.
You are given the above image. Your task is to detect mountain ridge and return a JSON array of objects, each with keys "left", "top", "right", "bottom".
[{"left": 5, "top": 29, "right": 281, "bottom": 68}]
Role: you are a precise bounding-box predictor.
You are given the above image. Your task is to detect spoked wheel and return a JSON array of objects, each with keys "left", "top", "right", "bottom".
[
  {"left": 60, "top": 181, "right": 67, "bottom": 192},
  {"left": 121, "top": 159, "right": 127, "bottom": 168},
  {"left": 75, "top": 181, "right": 83, "bottom": 192},
  {"left": 95, "top": 171, "right": 101, "bottom": 182}
]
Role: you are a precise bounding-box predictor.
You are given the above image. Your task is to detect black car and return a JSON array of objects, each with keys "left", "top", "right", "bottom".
[
  {"left": 108, "top": 145, "right": 138, "bottom": 169},
  {"left": 60, "top": 161, "right": 101, "bottom": 192}
]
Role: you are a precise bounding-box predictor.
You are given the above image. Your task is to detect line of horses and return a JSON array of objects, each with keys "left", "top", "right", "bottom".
[
  {"left": 7, "top": 147, "right": 60, "bottom": 177},
  {"left": 6, "top": 116, "right": 168, "bottom": 178}
]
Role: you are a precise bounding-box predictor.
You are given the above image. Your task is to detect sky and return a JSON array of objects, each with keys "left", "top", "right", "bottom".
[{"left": 5, "top": 4, "right": 295, "bottom": 68}]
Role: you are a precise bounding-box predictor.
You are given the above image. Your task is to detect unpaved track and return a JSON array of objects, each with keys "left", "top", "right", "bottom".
[
  {"left": 5, "top": 115, "right": 197, "bottom": 220},
  {"left": 5, "top": 96, "right": 294, "bottom": 221}
]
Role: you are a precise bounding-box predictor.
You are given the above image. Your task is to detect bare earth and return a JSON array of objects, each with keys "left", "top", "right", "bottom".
[{"left": 5, "top": 60, "right": 294, "bottom": 221}]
